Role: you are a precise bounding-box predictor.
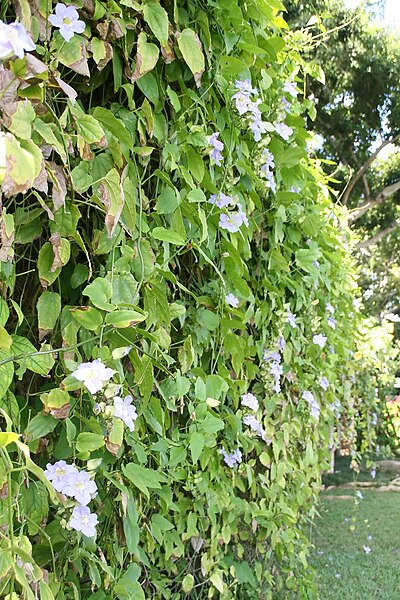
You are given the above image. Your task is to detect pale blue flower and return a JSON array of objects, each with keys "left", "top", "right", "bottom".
[
  {"left": 220, "top": 447, "right": 242, "bottom": 468},
  {"left": 356, "top": 490, "right": 363, "bottom": 500},
  {"left": 241, "top": 392, "right": 258, "bottom": 412},
  {"left": 287, "top": 310, "right": 296, "bottom": 328},
  {"left": 264, "top": 350, "right": 281, "bottom": 363},
  {"left": 371, "top": 468, "right": 376, "bottom": 479},
  {"left": 232, "top": 90, "right": 253, "bottom": 115},
  {"left": 113, "top": 395, "right": 138, "bottom": 431},
  {"left": 274, "top": 122, "right": 293, "bottom": 141},
  {"left": 225, "top": 293, "right": 239, "bottom": 308},
  {"left": 327, "top": 316, "right": 336, "bottom": 329},
  {"left": 234, "top": 79, "right": 258, "bottom": 95},
  {"left": 243, "top": 414, "right": 267, "bottom": 441},
  {"left": 0, "top": 21, "right": 36, "bottom": 59},
  {"left": 219, "top": 213, "right": 241, "bottom": 233},
  {"left": 313, "top": 260, "right": 320, "bottom": 268},
  {"left": 208, "top": 132, "right": 224, "bottom": 166},
  {"left": 319, "top": 377, "right": 329, "bottom": 390},
  {"left": 44, "top": 460, "right": 78, "bottom": 494},
  {"left": 281, "top": 97, "right": 292, "bottom": 113},
  {"left": 250, "top": 116, "right": 267, "bottom": 141},
  {"left": 263, "top": 169, "right": 276, "bottom": 194},
  {"left": 290, "top": 186, "right": 300, "bottom": 193},
  {"left": 219, "top": 208, "right": 248, "bottom": 233},
  {"left": 278, "top": 336, "right": 286, "bottom": 350},
  {"left": 302, "top": 390, "right": 314, "bottom": 403},
  {"left": 313, "top": 333, "right": 327, "bottom": 348},
  {"left": 69, "top": 505, "right": 98, "bottom": 538},
  {"left": 208, "top": 193, "right": 232, "bottom": 209},
  {"left": 261, "top": 149, "right": 275, "bottom": 170},
  {"left": 71, "top": 359, "right": 114, "bottom": 394},
  {"left": 363, "top": 545, "right": 371, "bottom": 554},
  {"left": 49, "top": 3, "right": 85, "bottom": 42},
  {"left": 64, "top": 470, "right": 98, "bottom": 506},
  {"left": 283, "top": 81, "right": 298, "bottom": 97},
  {"left": 236, "top": 204, "right": 249, "bottom": 227},
  {"left": 326, "top": 303, "right": 334, "bottom": 314}
]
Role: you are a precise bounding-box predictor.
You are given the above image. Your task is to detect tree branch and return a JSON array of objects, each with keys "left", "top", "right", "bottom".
[
  {"left": 348, "top": 180, "right": 400, "bottom": 223},
  {"left": 356, "top": 222, "right": 399, "bottom": 249},
  {"left": 343, "top": 133, "right": 400, "bottom": 205}
]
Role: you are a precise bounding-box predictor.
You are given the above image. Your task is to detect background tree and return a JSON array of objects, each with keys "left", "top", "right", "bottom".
[{"left": 285, "top": 0, "right": 400, "bottom": 319}]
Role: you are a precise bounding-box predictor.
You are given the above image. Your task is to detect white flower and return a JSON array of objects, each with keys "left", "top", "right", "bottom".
[
  {"left": 0, "top": 21, "right": 36, "bottom": 59},
  {"left": 356, "top": 490, "right": 363, "bottom": 500},
  {"left": 49, "top": 3, "right": 85, "bottom": 42},
  {"left": 326, "top": 303, "right": 334, "bottom": 314},
  {"left": 371, "top": 468, "right": 376, "bottom": 479},
  {"left": 274, "top": 121, "right": 293, "bottom": 141},
  {"left": 225, "top": 293, "right": 239, "bottom": 308},
  {"left": 363, "top": 545, "right": 371, "bottom": 554},
  {"left": 302, "top": 391, "right": 314, "bottom": 404},
  {"left": 241, "top": 393, "right": 259, "bottom": 412},
  {"left": 71, "top": 359, "right": 114, "bottom": 394},
  {"left": 69, "top": 505, "right": 99, "bottom": 538},
  {"left": 63, "top": 470, "right": 98, "bottom": 506},
  {"left": 113, "top": 394, "right": 138, "bottom": 431},
  {"left": 319, "top": 377, "right": 329, "bottom": 390},
  {"left": 283, "top": 81, "right": 297, "bottom": 98},
  {"left": 313, "top": 333, "right": 327, "bottom": 349},
  {"left": 287, "top": 310, "right": 296, "bottom": 328},
  {"left": 44, "top": 460, "right": 78, "bottom": 493}
]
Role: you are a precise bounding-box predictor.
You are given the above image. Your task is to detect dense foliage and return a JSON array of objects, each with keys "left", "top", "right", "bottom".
[{"left": 0, "top": 0, "right": 382, "bottom": 598}]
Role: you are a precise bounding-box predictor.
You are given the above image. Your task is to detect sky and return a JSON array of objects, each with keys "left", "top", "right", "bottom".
[{"left": 343, "top": 0, "right": 400, "bottom": 28}]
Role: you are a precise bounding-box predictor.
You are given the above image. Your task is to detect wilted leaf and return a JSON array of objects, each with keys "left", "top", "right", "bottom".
[
  {"left": 98, "top": 168, "right": 125, "bottom": 237},
  {"left": 49, "top": 232, "right": 70, "bottom": 272},
  {"left": 48, "top": 162, "right": 67, "bottom": 210},
  {"left": 131, "top": 32, "right": 159, "bottom": 81}
]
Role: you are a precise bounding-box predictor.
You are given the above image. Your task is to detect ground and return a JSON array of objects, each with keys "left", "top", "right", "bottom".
[{"left": 310, "top": 457, "right": 400, "bottom": 599}]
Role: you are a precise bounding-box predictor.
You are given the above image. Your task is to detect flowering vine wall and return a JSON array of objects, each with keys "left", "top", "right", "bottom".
[{"left": 0, "top": 0, "right": 369, "bottom": 598}]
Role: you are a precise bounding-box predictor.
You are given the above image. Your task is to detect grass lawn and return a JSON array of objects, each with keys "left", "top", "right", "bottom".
[{"left": 310, "top": 458, "right": 400, "bottom": 599}]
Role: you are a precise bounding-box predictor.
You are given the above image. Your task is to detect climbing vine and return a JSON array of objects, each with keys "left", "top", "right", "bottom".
[{"left": 0, "top": 0, "right": 376, "bottom": 598}]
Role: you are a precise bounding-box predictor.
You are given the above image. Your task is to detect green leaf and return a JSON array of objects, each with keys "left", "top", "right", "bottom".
[
  {"left": 190, "top": 431, "right": 204, "bottom": 463},
  {"left": 115, "top": 565, "right": 144, "bottom": 600},
  {"left": 21, "top": 481, "right": 49, "bottom": 535},
  {"left": 0, "top": 326, "right": 12, "bottom": 351},
  {"left": 11, "top": 336, "right": 55, "bottom": 375},
  {"left": 34, "top": 118, "right": 66, "bottom": 162},
  {"left": 9, "top": 101, "right": 36, "bottom": 140},
  {"left": 92, "top": 107, "right": 133, "bottom": 150},
  {"left": 123, "top": 462, "right": 165, "bottom": 499},
  {"left": 76, "top": 115, "right": 105, "bottom": 144},
  {"left": 76, "top": 432, "right": 105, "bottom": 453},
  {"left": 25, "top": 413, "right": 58, "bottom": 441},
  {"left": 156, "top": 188, "right": 179, "bottom": 214},
  {"left": 37, "top": 291, "right": 61, "bottom": 339},
  {"left": 0, "top": 299, "right": 9, "bottom": 327},
  {"left": 177, "top": 29, "right": 205, "bottom": 86},
  {"left": 151, "top": 227, "right": 185, "bottom": 245},
  {"left": 70, "top": 306, "right": 103, "bottom": 331},
  {"left": 143, "top": 1, "right": 169, "bottom": 46},
  {"left": 83, "top": 278, "right": 114, "bottom": 311},
  {"left": 199, "top": 414, "right": 224, "bottom": 434},
  {"left": 0, "top": 432, "right": 20, "bottom": 448},
  {"left": 105, "top": 309, "right": 147, "bottom": 328}
]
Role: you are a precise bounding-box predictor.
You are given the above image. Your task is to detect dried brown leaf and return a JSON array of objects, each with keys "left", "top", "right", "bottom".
[
  {"left": 48, "top": 162, "right": 67, "bottom": 211},
  {"left": 49, "top": 232, "right": 63, "bottom": 272}
]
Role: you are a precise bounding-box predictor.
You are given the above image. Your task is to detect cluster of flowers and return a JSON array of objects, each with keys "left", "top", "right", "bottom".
[
  {"left": 45, "top": 461, "right": 98, "bottom": 537},
  {"left": 220, "top": 392, "right": 268, "bottom": 469},
  {"left": 232, "top": 79, "right": 267, "bottom": 141},
  {"left": 241, "top": 393, "right": 268, "bottom": 441},
  {"left": 71, "top": 359, "right": 138, "bottom": 431},
  {"left": 326, "top": 302, "right": 336, "bottom": 329},
  {"left": 0, "top": 4, "right": 85, "bottom": 62},
  {"left": 208, "top": 192, "right": 249, "bottom": 233},
  {"left": 302, "top": 391, "right": 320, "bottom": 421}
]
